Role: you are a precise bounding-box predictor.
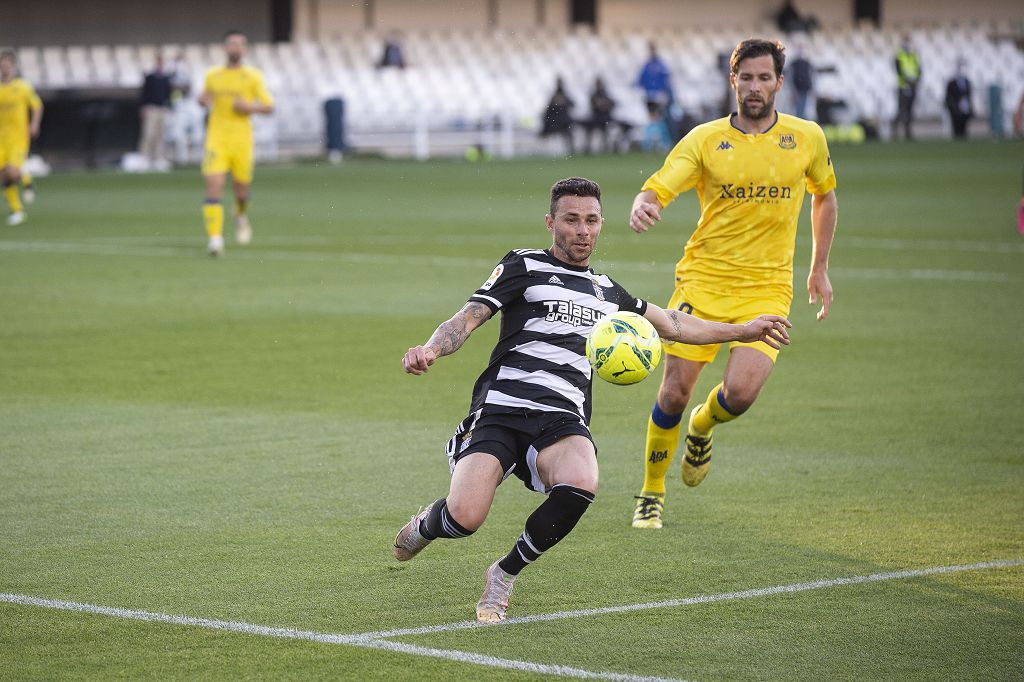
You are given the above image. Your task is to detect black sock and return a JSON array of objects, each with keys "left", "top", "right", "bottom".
[
  {"left": 419, "top": 498, "right": 474, "bottom": 540},
  {"left": 498, "top": 484, "right": 595, "bottom": 576}
]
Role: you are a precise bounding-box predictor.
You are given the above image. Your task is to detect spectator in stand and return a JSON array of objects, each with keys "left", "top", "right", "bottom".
[
  {"left": 585, "top": 77, "right": 616, "bottom": 154},
  {"left": 636, "top": 42, "right": 673, "bottom": 113},
  {"left": 169, "top": 52, "right": 195, "bottom": 164},
  {"left": 642, "top": 101, "right": 672, "bottom": 152},
  {"left": 944, "top": 59, "right": 973, "bottom": 139},
  {"left": 540, "top": 77, "right": 575, "bottom": 156},
  {"left": 787, "top": 47, "right": 814, "bottom": 120},
  {"left": 378, "top": 34, "right": 406, "bottom": 69},
  {"left": 636, "top": 42, "right": 674, "bottom": 151},
  {"left": 1015, "top": 92, "right": 1024, "bottom": 138},
  {"left": 775, "top": 1, "right": 819, "bottom": 34},
  {"left": 775, "top": 0, "right": 802, "bottom": 33},
  {"left": 1015, "top": 94, "right": 1024, "bottom": 235},
  {"left": 138, "top": 54, "right": 172, "bottom": 169},
  {"left": 892, "top": 36, "right": 921, "bottom": 141}
]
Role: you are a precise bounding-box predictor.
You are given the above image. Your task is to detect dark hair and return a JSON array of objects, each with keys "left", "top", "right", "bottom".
[
  {"left": 730, "top": 38, "right": 786, "bottom": 78},
  {"left": 223, "top": 29, "right": 247, "bottom": 41},
  {"left": 549, "top": 177, "right": 601, "bottom": 216}
]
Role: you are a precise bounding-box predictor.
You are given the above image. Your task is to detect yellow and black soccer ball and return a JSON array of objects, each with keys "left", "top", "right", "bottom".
[{"left": 586, "top": 312, "right": 662, "bottom": 385}]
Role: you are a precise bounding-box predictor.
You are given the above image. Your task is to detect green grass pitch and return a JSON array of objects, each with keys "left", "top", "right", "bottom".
[{"left": 1, "top": 140, "right": 1023, "bottom": 680}]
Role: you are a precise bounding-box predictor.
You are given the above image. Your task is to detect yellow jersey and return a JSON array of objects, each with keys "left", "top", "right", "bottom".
[
  {"left": 202, "top": 65, "right": 273, "bottom": 142},
  {"left": 0, "top": 77, "right": 42, "bottom": 143},
  {"left": 642, "top": 113, "right": 836, "bottom": 297}
]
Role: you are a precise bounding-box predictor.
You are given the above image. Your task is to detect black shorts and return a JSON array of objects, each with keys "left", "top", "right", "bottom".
[{"left": 445, "top": 409, "right": 595, "bottom": 493}]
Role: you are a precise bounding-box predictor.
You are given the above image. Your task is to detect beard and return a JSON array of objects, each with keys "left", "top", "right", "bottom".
[
  {"left": 554, "top": 233, "right": 593, "bottom": 264},
  {"left": 738, "top": 92, "right": 776, "bottom": 120}
]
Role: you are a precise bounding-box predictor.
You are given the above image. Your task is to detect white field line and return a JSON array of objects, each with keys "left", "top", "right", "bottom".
[
  {"left": 840, "top": 236, "right": 1024, "bottom": 255},
  {"left": 3, "top": 559, "right": 1020, "bottom": 681},
  {"left": 356, "top": 639, "right": 686, "bottom": 682},
  {"left": 0, "top": 239, "right": 1018, "bottom": 282},
  {"left": 0, "top": 592, "right": 685, "bottom": 682},
  {"left": 39, "top": 234, "right": 1024, "bottom": 255},
  {"left": 354, "top": 558, "right": 1024, "bottom": 640}
]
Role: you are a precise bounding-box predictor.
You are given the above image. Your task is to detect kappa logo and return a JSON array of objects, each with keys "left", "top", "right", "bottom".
[
  {"left": 779, "top": 133, "right": 797, "bottom": 150},
  {"left": 716, "top": 141, "right": 734, "bottom": 151},
  {"left": 548, "top": 275, "right": 564, "bottom": 285}
]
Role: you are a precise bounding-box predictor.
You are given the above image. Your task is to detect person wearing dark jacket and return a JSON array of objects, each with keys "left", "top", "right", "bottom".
[
  {"left": 139, "top": 54, "right": 173, "bottom": 167},
  {"left": 944, "top": 60, "right": 972, "bottom": 139},
  {"left": 541, "top": 77, "right": 575, "bottom": 155},
  {"left": 788, "top": 50, "right": 814, "bottom": 120}
]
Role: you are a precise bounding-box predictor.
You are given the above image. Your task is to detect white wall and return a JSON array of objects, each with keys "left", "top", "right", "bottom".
[
  {"left": 883, "top": 0, "right": 1022, "bottom": 25},
  {"left": 1, "top": 0, "right": 271, "bottom": 46},
  {"left": 298, "top": 0, "right": 1022, "bottom": 38}
]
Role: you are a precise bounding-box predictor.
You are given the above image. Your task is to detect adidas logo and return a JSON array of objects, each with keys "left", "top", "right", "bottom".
[
  {"left": 548, "top": 275, "right": 564, "bottom": 285},
  {"left": 716, "top": 141, "right": 733, "bottom": 150}
]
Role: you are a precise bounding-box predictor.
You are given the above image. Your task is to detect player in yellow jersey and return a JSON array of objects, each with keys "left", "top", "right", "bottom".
[
  {"left": 198, "top": 30, "right": 274, "bottom": 256},
  {"left": 0, "top": 51, "right": 43, "bottom": 226},
  {"left": 630, "top": 38, "right": 838, "bottom": 529}
]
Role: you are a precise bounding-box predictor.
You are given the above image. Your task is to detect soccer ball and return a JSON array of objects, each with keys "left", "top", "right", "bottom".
[{"left": 586, "top": 312, "right": 662, "bottom": 385}]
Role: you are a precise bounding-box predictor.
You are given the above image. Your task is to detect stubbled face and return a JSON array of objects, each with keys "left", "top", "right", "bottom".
[
  {"left": 225, "top": 34, "right": 247, "bottom": 64},
  {"left": 732, "top": 54, "right": 783, "bottom": 121},
  {"left": 546, "top": 195, "right": 603, "bottom": 265},
  {"left": 0, "top": 56, "right": 15, "bottom": 80}
]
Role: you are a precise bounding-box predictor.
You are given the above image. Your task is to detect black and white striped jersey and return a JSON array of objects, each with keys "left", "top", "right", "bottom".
[{"left": 465, "top": 248, "right": 648, "bottom": 424}]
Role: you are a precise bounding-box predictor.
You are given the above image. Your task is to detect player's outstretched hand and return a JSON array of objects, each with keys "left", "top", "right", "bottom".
[
  {"left": 403, "top": 345, "right": 438, "bottom": 375},
  {"left": 741, "top": 315, "right": 792, "bottom": 349},
  {"left": 807, "top": 269, "right": 833, "bottom": 321},
  {"left": 629, "top": 201, "right": 662, "bottom": 234}
]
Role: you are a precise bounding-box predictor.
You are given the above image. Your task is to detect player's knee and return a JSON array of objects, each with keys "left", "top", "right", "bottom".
[
  {"left": 445, "top": 497, "right": 489, "bottom": 533},
  {"left": 553, "top": 468, "right": 598, "bottom": 495},
  {"left": 657, "top": 382, "right": 691, "bottom": 414},
  {"left": 721, "top": 383, "right": 759, "bottom": 414}
]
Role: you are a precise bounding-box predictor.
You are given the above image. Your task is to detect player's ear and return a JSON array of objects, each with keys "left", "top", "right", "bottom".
[{"left": 545, "top": 213, "right": 555, "bottom": 231}]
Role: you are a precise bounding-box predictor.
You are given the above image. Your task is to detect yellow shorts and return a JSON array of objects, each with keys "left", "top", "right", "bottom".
[
  {"left": 201, "top": 137, "right": 254, "bottom": 184},
  {"left": 0, "top": 138, "right": 28, "bottom": 169},
  {"left": 662, "top": 282, "right": 792, "bottom": 363}
]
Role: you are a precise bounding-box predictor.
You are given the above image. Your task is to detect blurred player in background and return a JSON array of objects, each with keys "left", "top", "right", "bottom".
[
  {"left": 198, "top": 30, "right": 273, "bottom": 256},
  {"left": 629, "top": 38, "right": 838, "bottom": 529},
  {"left": 0, "top": 50, "right": 43, "bottom": 226}
]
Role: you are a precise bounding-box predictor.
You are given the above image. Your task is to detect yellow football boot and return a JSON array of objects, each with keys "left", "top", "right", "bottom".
[
  {"left": 631, "top": 494, "right": 665, "bottom": 529},
  {"left": 682, "top": 405, "right": 713, "bottom": 487}
]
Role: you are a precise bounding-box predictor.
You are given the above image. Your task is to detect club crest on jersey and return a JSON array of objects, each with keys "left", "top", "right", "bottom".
[
  {"left": 778, "top": 134, "right": 796, "bottom": 150},
  {"left": 480, "top": 264, "right": 503, "bottom": 291},
  {"left": 592, "top": 280, "right": 605, "bottom": 301}
]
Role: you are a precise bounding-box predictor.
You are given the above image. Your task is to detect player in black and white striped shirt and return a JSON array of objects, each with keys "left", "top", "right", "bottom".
[{"left": 393, "top": 177, "right": 791, "bottom": 623}]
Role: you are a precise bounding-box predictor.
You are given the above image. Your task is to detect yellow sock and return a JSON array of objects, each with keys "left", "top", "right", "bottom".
[
  {"left": 641, "top": 404, "right": 683, "bottom": 496},
  {"left": 692, "top": 382, "right": 740, "bottom": 435},
  {"left": 22, "top": 171, "right": 33, "bottom": 187},
  {"left": 4, "top": 184, "right": 23, "bottom": 213},
  {"left": 203, "top": 201, "right": 224, "bottom": 238}
]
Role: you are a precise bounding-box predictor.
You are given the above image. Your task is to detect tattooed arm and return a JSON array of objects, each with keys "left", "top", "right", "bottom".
[
  {"left": 643, "top": 304, "right": 792, "bottom": 349},
  {"left": 402, "top": 302, "right": 493, "bottom": 375}
]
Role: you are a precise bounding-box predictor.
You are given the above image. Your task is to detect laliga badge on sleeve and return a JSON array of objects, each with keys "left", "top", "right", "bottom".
[{"left": 480, "top": 264, "right": 503, "bottom": 291}]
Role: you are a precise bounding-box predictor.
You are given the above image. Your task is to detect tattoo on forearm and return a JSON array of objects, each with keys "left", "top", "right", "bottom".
[
  {"left": 427, "top": 302, "right": 489, "bottom": 357},
  {"left": 667, "top": 310, "right": 684, "bottom": 342}
]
